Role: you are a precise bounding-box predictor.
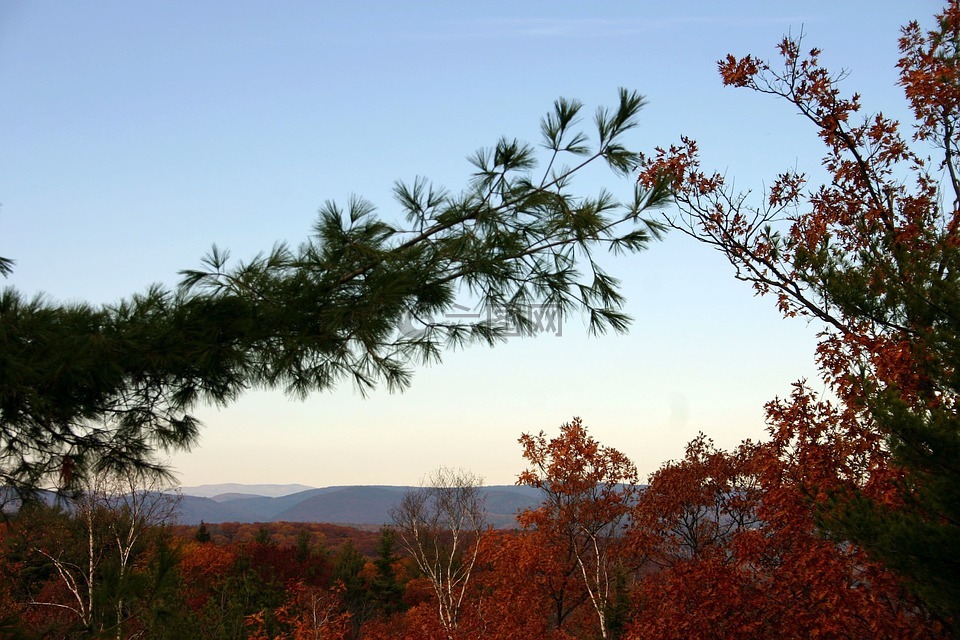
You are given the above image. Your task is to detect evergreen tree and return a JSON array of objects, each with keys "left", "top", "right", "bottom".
[
  {"left": 294, "top": 528, "right": 312, "bottom": 564},
  {"left": 1, "top": 90, "right": 670, "bottom": 495},
  {"left": 254, "top": 527, "right": 273, "bottom": 546},
  {"left": 333, "top": 540, "right": 368, "bottom": 631},
  {"left": 369, "top": 526, "right": 405, "bottom": 616},
  {"left": 194, "top": 521, "right": 211, "bottom": 544}
]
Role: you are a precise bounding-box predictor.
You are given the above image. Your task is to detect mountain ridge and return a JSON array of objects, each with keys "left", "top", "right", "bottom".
[
  {"left": 178, "top": 483, "right": 315, "bottom": 498},
  {"left": 174, "top": 483, "right": 542, "bottom": 528}
]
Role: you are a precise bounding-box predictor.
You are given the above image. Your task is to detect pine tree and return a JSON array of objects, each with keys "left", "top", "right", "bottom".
[
  {"left": 254, "top": 527, "right": 272, "bottom": 546},
  {"left": 194, "top": 521, "right": 211, "bottom": 544},
  {"left": 294, "top": 528, "right": 312, "bottom": 564},
  {"left": 332, "top": 540, "right": 368, "bottom": 630},
  {"left": 369, "top": 527, "right": 405, "bottom": 616},
  {"left": 1, "top": 89, "right": 670, "bottom": 495}
]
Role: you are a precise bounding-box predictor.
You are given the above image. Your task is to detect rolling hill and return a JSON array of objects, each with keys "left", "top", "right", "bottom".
[{"left": 175, "top": 484, "right": 542, "bottom": 528}]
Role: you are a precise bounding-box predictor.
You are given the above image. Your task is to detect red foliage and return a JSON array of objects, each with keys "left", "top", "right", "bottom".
[
  {"left": 178, "top": 540, "right": 237, "bottom": 610},
  {"left": 629, "top": 424, "right": 946, "bottom": 639},
  {"left": 637, "top": 0, "right": 960, "bottom": 630},
  {"left": 246, "top": 581, "right": 352, "bottom": 640},
  {"left": 517, "top": 418, "right": 639, "bottom": 639},
  {"left": 171, "top": 521, "right": 381, "bottom": 556},
  {"left": 360, "top": 602, "right": 448, "bottom": 640},
  {"left": 465, "top": 531, "right": 586, "bottom": 639}
]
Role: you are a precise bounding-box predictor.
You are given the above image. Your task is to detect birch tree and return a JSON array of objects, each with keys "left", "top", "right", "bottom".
[
  {"left": 23, "top": 466, "right": 179, "bottom": 637},
  {"left": 391, "top": 467, "right": 486, "bottom": 638}
]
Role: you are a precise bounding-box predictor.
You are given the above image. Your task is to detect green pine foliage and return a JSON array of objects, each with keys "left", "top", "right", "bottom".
[
  {"left": 0, "top": 90, "right": 670, "bottom": 495},
  {"left": 369, "top": 527, "right": 405, "bottom": 616},
  {"left": 194, "top": 522, "right": 211, "bottom": 544}
]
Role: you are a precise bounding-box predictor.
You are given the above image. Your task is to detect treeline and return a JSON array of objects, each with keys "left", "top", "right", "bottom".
[
  {"left": 167, "top": 522, "right": 383, "bottom": 556},
  {"left": 0, "top": 416, "right": 952, "bottom": 639},
  {"left": 0, "top": 498, "right": 402, "bottom": 639}
]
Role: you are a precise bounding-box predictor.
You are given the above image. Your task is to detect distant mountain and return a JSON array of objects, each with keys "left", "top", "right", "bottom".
[
  {"left": 173, "top": 484, "right": 543, "bottom": 528},
  {"left": 175, "top": 495, "right": 261, "bottom": 524},
  {"left": 481, "top": 486, "right": 546, "bottom": 528},
  {"left": 178, "top": 483, "right": 315, "bottom": 498},
  {"left": 273, "top": 486, "right": 408, "bottom": 524}
]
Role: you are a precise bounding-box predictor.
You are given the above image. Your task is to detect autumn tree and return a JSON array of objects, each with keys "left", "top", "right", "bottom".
[
  {"left": 638, "top": 2, "right": 960, "bottom": 625},
  {"left": 465, "top": 529, "right": 594, "bottom": 639},
  {"left": 1, "top": 90, "right": 670, "bottom": 496},
  {"left": 245, "top": 581, "right": 352, "bottom": 640},
  {"left": 630, "top": 434, "right": 761, "bottom": 568},
  {"left": 391, "top": 467, "right": 486, "bottom": 638},
  {"left": 2, "top": 466, "right": 180, "bottom": 638},
  {"left": 169, "top": 540, "right": 252, "bottom": 638},
  {"left": 628, "top": 429, "right": 947, "bottom": 639},
  {"left": 517, "top": 418, "right": 640, "bottom": 639},
  {"left": 478, "top": 523, "right": 590, "bottom": 636}
]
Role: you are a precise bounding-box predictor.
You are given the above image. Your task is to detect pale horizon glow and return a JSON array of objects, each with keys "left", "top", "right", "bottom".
[{"left": 0, "top": 1, "right": 939, "bottom": 488}]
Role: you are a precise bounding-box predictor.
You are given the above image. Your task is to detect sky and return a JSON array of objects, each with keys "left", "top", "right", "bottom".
[{"left": 0, "top": 1, "right": 943, "bottom": 488}]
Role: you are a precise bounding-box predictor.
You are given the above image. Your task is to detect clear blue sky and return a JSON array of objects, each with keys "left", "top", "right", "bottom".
[{"left": 0, "top": 1, "right": 941, "bottom": 487}]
